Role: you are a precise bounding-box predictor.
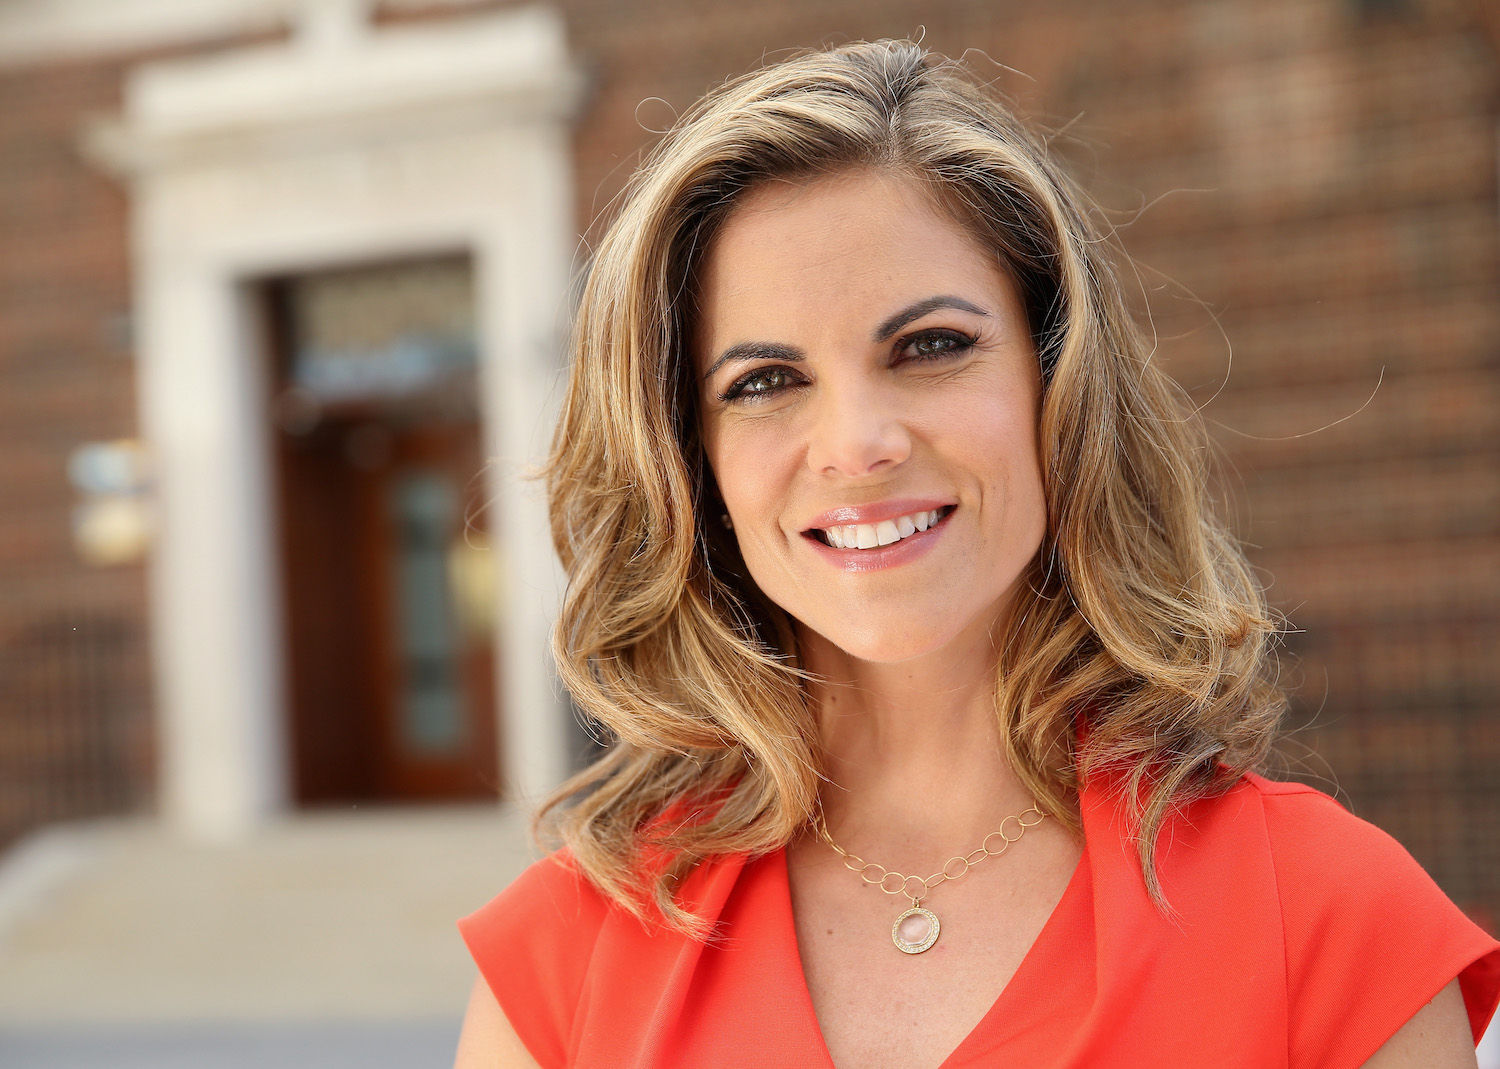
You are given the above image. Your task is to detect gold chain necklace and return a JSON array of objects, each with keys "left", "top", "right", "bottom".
[{"left": 813, "top": 804, "right": 1047, "bottom": 955}]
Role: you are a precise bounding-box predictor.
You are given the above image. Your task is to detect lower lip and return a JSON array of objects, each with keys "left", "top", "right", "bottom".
[{"left": 802, "top": 511, "right": 952, "bottom": 572}]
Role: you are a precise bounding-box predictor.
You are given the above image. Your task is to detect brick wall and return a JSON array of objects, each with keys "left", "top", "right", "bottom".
[
  {"left": 2, "top": 0, "right": 1495, "bottom": 918},
  {"left": 0, "top": 28, "right": 281, "bottom": 846},
  {"left": 1086, "top": 0, "right": 1500, "bottom": 915},
  {"left": 0, "top": 53, "right": 154, "bottom": 845},
  {"left": 542, "top": 0, "right": 1500, "bottom": 916}
]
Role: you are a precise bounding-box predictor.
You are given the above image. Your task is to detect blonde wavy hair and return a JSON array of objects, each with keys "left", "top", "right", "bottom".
[{"left": 543, "top": 39, "right": 1284, "bottom": 932}]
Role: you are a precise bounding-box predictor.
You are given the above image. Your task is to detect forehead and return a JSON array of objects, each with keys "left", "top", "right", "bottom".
[{"left": 692, "top": 170, "right": 1017, "bottom": 363}]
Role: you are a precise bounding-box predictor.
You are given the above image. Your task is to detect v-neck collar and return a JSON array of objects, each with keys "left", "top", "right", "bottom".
[{"left": 767, "top": 840, "right": 1092, "bottom": 1068}]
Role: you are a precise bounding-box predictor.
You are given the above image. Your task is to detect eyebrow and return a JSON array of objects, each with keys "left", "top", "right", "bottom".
[
  {"left": 700, "top": 294, "right": 991, "bottom": 381},
  {"left": 872, "top": 295, "right": 991, "bottom": 341},
  {"left": 701, "top": 341, "right": 803, "bottom": 381}
]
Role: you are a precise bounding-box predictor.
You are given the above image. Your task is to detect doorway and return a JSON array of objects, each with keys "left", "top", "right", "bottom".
[{"left": 263, "top": 255, "right": 500, "bottom": 804}]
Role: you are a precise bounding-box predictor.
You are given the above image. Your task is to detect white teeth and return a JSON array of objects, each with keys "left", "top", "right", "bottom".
[{"left": 819, "top": 508, "right": 947, "bottom": 550}]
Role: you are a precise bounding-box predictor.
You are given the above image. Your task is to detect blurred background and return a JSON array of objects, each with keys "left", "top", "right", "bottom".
[{"left": 0, "top": 0, "right": 1496, "bottom": 1064}]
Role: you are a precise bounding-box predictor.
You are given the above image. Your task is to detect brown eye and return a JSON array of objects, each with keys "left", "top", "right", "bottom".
[
  {"left": 902, "top": 329, "right": 975, "bottom": 361},
  {"left": 721, "top": 365, "right": 801, "bottom": 402},
  {"left": 745, "top": 368, "right": 791, "bottom": 392}
]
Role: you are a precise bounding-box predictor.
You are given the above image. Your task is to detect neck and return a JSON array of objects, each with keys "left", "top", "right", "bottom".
[{"left": 797, "top": 619, "right": 1033, "bottom": 850}]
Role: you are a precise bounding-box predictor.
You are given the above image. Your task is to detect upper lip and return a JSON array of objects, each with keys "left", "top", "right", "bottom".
[{"left": 802, "top": 499, "right": 954, "bottom": 531}]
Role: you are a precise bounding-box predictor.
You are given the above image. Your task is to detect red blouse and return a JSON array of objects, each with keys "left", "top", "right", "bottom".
[{"left": 460, "top": 773, "right": 1500, "bottom": 1067}]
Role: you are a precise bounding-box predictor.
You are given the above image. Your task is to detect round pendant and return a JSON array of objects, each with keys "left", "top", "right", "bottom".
[{"left": 892, "top": 905, "right": 940, "bottom": 954}]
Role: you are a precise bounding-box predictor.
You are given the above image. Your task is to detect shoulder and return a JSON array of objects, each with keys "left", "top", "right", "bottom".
[
  {"left": 1085, "top": 772, "right": 1500, "bottom": 1067},
  {"left": 1239, "top": 772, "right": 1472, "bottom": 931},
  {"left": 1243, "top": 773, "right": 1428, "bottom": 886},
  {"left": 460, "top": 848, "right": 613, "bottom": 959},
  {"left": 1237, "top": 773, "right": 1500, "bottom": 1066},
  {"left": 458, "top": 845, "right": 758, "bottom": 1068},
  {"left": 458, "top": 850, "right": 611, "bottom": 1069}
]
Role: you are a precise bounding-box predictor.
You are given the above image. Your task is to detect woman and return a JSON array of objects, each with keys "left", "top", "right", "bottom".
[{"left": 456, "top": 40, "right": 1500, "bottom": 1068}]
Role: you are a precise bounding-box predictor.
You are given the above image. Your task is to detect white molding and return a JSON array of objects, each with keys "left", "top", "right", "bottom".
[
  {"left": 85, "top": 5, "right": 581, "bottom": 173},
  {"left": 89, "top": 3, "right": 580, "bottom": 837},
  {"left": 0, "top": 0, "right": 290, "bottom": 67},
  {"left": 0, "top": 0, "right": 497, "bottom": 67}
]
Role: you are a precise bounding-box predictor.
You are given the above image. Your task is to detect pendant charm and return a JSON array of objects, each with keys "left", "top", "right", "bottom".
[{"left": 892, "top": 905, "right": 940, "bottom": 954}]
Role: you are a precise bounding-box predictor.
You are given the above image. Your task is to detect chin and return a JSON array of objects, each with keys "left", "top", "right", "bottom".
[{"left": 797, "top": 616, "right": 965, "bottom": 666}]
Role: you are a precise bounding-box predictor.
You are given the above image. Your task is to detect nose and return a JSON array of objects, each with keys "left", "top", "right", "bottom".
[{"left": 804, "top": 380, "right": 912, "bottom": 478}]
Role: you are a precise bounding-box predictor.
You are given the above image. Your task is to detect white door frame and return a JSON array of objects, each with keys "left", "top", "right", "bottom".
[{"left": 87, "top": 4, "right": 581, "bottom": 837}]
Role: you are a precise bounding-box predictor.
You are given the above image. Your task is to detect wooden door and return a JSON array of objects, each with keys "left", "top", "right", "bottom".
[{"left": 265, "top": 256, "right": 500, "bottom": 805}]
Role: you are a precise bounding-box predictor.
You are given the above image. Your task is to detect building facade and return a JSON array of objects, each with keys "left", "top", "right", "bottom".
[{"left": 1, "top": 0, "right": 1496, "bottom": 919}]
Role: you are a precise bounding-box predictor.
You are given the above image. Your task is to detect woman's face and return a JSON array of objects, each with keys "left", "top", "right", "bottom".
[{"left": 693, "top": 169, "right": 1047, "bottom": 664}]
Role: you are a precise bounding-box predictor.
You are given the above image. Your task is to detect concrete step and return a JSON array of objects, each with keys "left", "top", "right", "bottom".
[
  {"left": 0, "top": 1020, "right": 463, "bottom": 1069},
  {"left": 0, "top": 803, "right": 538, "bottom": 1066}
]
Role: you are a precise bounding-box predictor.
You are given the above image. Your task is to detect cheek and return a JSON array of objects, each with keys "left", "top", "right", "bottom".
[
  {"left": 944, "top": 379, "right": 1042, "bottom": 467},
  {"left": 944, "top": 390, "right": 1046, "bottom": 534},
  {"left": 705, "top": 419, "right": 788, "bottom": 519},
  {"left": 708, "top": 428, "right": 810, "bottom": 610},
  {"left": 702, "top": 424, "right": 792, "bottom": 586}
]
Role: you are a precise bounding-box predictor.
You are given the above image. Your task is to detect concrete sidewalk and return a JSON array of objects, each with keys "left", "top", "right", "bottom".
[{"left": 0, "top": 804, "right": 537, "bottom": 1067}]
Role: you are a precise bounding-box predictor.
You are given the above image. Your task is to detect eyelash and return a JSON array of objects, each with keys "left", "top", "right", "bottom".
[{"left": 717, "top": 329, "right": 978, "bottom": 403}]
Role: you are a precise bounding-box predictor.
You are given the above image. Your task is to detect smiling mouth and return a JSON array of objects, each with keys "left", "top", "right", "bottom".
[{"left": 807, "top": 506, "right": 955, "bottom": 550}]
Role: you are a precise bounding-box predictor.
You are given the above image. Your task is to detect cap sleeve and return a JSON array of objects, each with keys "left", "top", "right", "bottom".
[
  {"left": 1257, "top": 779, "right": 1500, "bottom": 1069},
  {"left": 458, "top": 850, "right": 610, "bottom": 1069}
]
